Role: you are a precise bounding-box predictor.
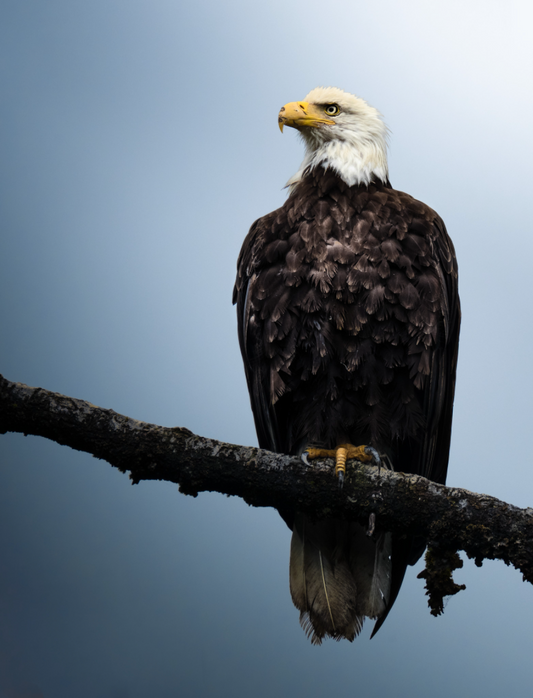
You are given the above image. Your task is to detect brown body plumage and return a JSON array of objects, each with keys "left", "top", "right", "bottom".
[{"left": 233, "top": 88, "right": 460, "bottom": 643}]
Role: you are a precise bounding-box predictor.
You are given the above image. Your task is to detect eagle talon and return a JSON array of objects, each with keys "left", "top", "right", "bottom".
[
  {"left": 365, "top": 446, "right": 381, "bottom": 475},
  {"left": 303, "top": 443, "right": 373, "bottom": 482}
]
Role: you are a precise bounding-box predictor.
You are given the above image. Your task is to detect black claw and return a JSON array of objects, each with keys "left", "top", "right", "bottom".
[
  {"left": 365, "top": 446, "right": 381, "bottom": 475},
  {"left": 301, "top": 452, "right": 310, "bottom": 466},
  {"left": 337, "top": 470, "right": 344, "bottom": 489},
  {"left": 364, "top": 446, "right": 381, "bottom": 466}
]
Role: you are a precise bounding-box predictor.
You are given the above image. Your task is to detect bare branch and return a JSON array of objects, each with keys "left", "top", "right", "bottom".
[{"left": 2, "top": 372, "right": 533, "bottom": 611}]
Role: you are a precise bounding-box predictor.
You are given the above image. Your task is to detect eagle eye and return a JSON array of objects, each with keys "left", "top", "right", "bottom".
[{"left": 324, "top": 104, "right": 340, "bottom": 116}]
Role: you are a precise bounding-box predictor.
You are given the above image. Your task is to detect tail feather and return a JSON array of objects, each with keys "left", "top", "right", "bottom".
[
  {"left": 348, "top": 526, "right": 392, "bottom": 618},
  {"left": 289, "top": 513, "right": 392, "bottom": 644},
  {"left": 368, "top": 532, "right": 393, "bottom": 616}
]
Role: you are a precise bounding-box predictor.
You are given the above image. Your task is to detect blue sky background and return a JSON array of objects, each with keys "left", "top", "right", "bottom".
[{"left": 1, "top": 1, "right": 533, "bottom": 695}]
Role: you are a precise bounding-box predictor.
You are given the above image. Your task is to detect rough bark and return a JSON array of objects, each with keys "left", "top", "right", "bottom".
[{"left": 2, "top": 372, "right": 533, "bottom": 613}]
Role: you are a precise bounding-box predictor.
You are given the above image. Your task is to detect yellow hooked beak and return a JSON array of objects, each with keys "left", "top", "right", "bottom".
[{"left": 278, "top": 101, "right": 336, "bottom": 132}]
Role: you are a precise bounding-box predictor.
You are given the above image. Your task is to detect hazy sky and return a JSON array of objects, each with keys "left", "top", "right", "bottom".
[{"left": 1, "top": 1, "right": 533, "bottom": 696}]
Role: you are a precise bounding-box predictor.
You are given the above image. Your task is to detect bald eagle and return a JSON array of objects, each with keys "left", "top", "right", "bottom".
[{"left": 233, "top": 87, "right": 460, "bottom": 643}]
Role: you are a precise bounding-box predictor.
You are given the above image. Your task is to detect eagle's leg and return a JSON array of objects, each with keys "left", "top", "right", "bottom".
[
  {"left": 335, "top": 444, "right": 373, "bottom": 483},
  {"left": 303, "top": 443, "right": 373, "bottom": 486}
]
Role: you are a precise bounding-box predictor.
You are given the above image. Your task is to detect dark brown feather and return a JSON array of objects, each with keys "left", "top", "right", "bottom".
[{"left": 234, "top": 168, "right": 460, "bottom": 640}]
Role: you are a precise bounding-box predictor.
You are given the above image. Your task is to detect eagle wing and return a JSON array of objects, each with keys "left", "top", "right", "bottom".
[{"left": 233, "top": 212, "right": 284, "bottom": 454}]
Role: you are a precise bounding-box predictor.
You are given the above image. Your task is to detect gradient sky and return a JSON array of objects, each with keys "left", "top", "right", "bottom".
[{"left": 1, "top": 1, "right": 533, "bottom": 696}]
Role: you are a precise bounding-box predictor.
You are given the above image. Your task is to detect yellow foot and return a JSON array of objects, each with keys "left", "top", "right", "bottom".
[{"left": 305, "top": 444, "right": 373, "bottom": 480}]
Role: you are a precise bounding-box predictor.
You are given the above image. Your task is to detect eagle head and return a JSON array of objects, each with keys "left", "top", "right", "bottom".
[{"left": 279, "top": 86, "right": 389, "bottom": 189}]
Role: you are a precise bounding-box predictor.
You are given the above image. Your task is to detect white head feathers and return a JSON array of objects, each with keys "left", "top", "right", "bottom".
[{"left": 285, "top": 86, "right": 389, "bottom": 190}]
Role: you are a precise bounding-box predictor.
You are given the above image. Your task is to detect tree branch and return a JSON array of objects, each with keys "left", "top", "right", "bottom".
[{"left": 2, "top": 372, "right": 533, "bottom": 612}]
